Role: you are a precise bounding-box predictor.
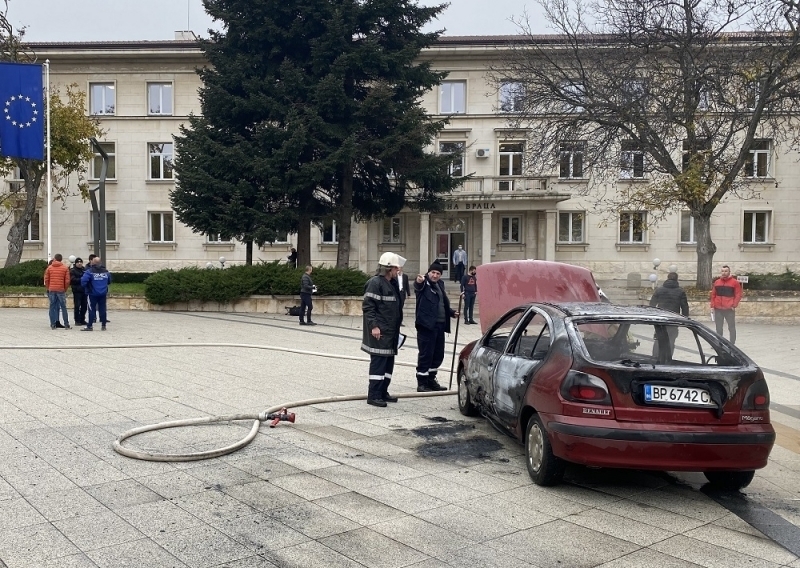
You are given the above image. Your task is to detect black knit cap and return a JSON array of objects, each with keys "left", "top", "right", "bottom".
[
  {"left": 428, "top": 261, "right": 444, "bottom": 274},
  {"left": 74, "top": 257, "right": 83, "bottom": 263}
]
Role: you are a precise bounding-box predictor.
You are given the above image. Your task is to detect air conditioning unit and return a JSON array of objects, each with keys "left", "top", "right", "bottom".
[{"left": 476, "top": 148, "right": 491, "bottom": 158}]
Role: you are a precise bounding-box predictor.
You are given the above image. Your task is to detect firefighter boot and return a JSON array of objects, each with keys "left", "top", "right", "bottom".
[
  {"left": 427, "top": 373, "right": 448, "bottom": 391},
  {"left": 382, "top": 378, "right": 398, "bottom": 403},
  {"left": 367, "top": 380, "right": 387, "bottom": 407}
]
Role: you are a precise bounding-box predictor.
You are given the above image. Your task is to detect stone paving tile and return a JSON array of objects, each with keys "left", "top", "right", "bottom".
[
  {"left": 152, "top": 524, "right": 253, "bottom": 568},
  {"left": 115, "top": 499, "right": 206, "bottom": 538},
  {"left": 415, "top": 504, "right": 518, "bottom": 542},
  {"left": 209, "top": 556, "right": 279, "bottom": 568},
  {"left": 312, "top": 464, "right": 386, "bottom": 491},
  {"left": 86, "top": 538, "right": 188, "bottom": 568},
  {"left": 437, "top": 546, "right": 543, "bottom": 568},
  {"left": 651, "top": 534, "right": 786, "bottom": 568},
  {"left": 595, "top": 549, "right": 704, "bottom": 568},
  {"left": 137, "top": 469, "right": 213, "bottom": 499},
  {"left": 398, "top": 473, "right": 486, "bottom": 504},
  {"left": 626, "top": 489, "right": 731, "bottom": 523},
  {"left": 40, "top": 552, "right": 100, "bottom": 568},
  {"left": 3, "top": 464, "right": 79, "bottom": 497},
  {"left": 434, "top": 467, "right": 527, "bottom": 494},
  {"left": 53, "top": 510, "right": 144, "bottom": 552},
  {"left": 314, "top": 491, "right": 406, "bottom": 526},
  {"left": 356, "top": 481, "right": 447, "bottom": 515},
  {"left": 370, "top": 515, "right": 479, "bottom": 560},
  {"left": 711, "top": 512, "right": 770, "bottom": 539},
  {"left": 495, "top": 485, "right": 592, "bottom": 518},
  {"left": 458, "top": 493, "right": 556, "bottom": 530},
  {"left": 0, "top": 522, "right": 81, "bottom": 568},
  {"left": 268, "top": 471, "right": 349, "bottom": 501},
  {"left": 84, "top": 478, "right": 164, "bottom": 510},
  {"left": 262, "top": 540, "right": 363, "bottom": 568},
  {"left": 320, "top": 527, "right": 430, "bottom": 568},
  {"left": 487, "top": 519, "right": 639, "bottom": 568},
  {"left": 0, "top": 497, "right": 48, "bottom": 531},
  {"left": 221, "top": 455, "right": 303, "bottom": 481},
  {"left": 213, "top": 512, "right": 310, "bottom": 552},
  {"left": 342, "top": 455, "right": 427, "bottom": 482},
  {"left": 597, "top": 498, "right": 707, "bottom": 533},
  {"left": 268, "top": 501, "right": 361, "bottom": 539},
  {"left": 563, "top": 507, "right": 675, "bottom": 546},
  {"left": 24, "top": 487, "right": 109, "bottom": 522},
  {"left": 171, "top": 488, "right": 258, "bottom": 524},
  {"left": 223, "top": 480, "right": 306, "bottom": 512},
  {"left": 183, "top": 462, "right": 260, "bottom": 489},
  {"left": 683, "top": 524, "right": 798, "bottom": 565}
]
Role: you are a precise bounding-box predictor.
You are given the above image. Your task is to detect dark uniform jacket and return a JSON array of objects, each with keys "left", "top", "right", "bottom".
[
  {"left": 361, "top": 275, "right": 402, "bottom": 356},
  {"left": 649, "top": 279, "right": 689, "bottom": 316},
  {"left": 414, "top": 276, "right": 455, "bottom": 334},
  {"left": 69, "top": 265, "right": 85, "bottom": 293}
]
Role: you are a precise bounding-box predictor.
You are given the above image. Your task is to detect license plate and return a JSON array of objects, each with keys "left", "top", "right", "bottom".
[{"left": 644, "top": 384, "right": 713, "bottom": 407}]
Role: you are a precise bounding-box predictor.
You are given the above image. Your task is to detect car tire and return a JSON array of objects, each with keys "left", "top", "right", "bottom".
[
  {"left": 457, "top": 368, "right": 479, "bottom": 417},
  {"left": 703, "top": 470, "right": 755, "bottom": 490},
  {"left": 525, "top": 414, "right": 565, "bottom": 486}
]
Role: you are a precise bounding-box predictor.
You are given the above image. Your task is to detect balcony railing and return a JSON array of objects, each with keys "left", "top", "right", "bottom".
[{"left": 453, "top": 177, "right": 549, "bottom": 194}]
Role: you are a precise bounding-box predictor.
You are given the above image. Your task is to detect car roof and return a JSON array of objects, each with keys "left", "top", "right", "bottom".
[{"left": 532, "top": 302, "right": 688, "bottom": 321}]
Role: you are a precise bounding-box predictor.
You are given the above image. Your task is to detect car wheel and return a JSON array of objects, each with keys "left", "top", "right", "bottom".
[
  {"left": 457, "top": 368, "right": 479, "bottom": 417},
  {"left": 525, "top": 414, "right": 565, "bottom": 486},
  {"left": 703, "top": 470, "right": 755, "bottom": 490}
]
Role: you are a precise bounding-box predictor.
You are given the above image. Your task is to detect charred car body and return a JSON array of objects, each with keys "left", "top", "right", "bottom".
[{"left": 457, "top": 262, "right": 775, "bottom": 489}]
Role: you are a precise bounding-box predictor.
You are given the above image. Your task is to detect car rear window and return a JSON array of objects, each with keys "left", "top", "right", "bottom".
[{"left": 575, "top": 320, "right": 743, "bottom": 366}]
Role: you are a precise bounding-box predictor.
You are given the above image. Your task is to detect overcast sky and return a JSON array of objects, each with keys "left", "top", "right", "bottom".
[{"left": 5, "top": 0, "right": 549, "bottom": 42}]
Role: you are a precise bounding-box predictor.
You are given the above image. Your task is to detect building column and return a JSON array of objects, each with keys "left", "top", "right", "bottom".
[
  {"left": 358, "top": 219, "right": 369, "bottom": 273},
  {"left": 482, "top": 211, "right": 492, "bottom": 266},
  {"left": 525, "top": 213, "right": 537, "bottom": 260},
  {"left": 543, "top": 209, "right": 557, "bottom": 261},
  {"left": 419, "top": 212, "right": 430, "bottom": 275}
]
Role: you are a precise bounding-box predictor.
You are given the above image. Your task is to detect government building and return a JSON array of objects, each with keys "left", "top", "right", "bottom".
[{"left": 6, "top": 35, "right": 798, "bottom": 283}]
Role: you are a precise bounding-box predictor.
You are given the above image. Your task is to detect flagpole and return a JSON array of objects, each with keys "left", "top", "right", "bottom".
[{"left": 45, "top": 60, "right": 51, "bottom": 261}]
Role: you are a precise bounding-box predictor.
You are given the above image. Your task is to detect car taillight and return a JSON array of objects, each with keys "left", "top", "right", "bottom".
[
  {"left": 561, "top": 370, "right": 612, "bottom": 405},
  {"left": 742, "top": 379, "right": 770, "bottom": 410}
]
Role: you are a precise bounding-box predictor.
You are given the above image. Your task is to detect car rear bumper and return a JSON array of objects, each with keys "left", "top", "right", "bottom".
[{"left": 545, "top": 415, "right": 775, "bottom": 471}]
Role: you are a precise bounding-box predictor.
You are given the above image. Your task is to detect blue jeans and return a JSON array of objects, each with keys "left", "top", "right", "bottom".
[
  {"left": 48, "top": 291, "right": 69, "bottom": 327},
  {"left": 87, "top": 295, "right": 107, "bottom": 327}
]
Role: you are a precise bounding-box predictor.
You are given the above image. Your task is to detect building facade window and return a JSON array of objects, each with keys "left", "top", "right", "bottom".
[
  {"left": 680, "top": 211, "right": 696, "bottom": 243},
  {"left": 273, "top": 231, "right": 289, "bottom": 244},
  {"left": 498, "top": 142, "right": 524, "bottom": 190},
  {"left": 89, "top": 211, "right": 117, "bottom": 241},
  {"left": 559, "top": 141, "right": 585, "bottom": 179},
  {"left": 89, "top": 83, "right": 115, "bottom": 115},
  {"left": 500, "top": 216, "right": 521, "bottom": 243},
  {"left": 620, "top": 141, "right": 644, "bottom": 179},
  {"left": 439, "top": 141, "right": 464, "bottom": 177},
  {"left": 439, "top": 81, "right": 466, "bottom": 114},
  {"left": 149, "top": 212, "right": 174, "bottom": 242},
  {"left": 147, "top": 82, "right": 173, "bottom": 115},
  {"left": 14, "top": 209, "right": 40, "bottom": 241},
  {"left": 744, "top": 140, "right": 771, "bottom": 178},
  {"left": 321, "top": 220, "right": 338, "bottom": 244},
  {"left": 561, "top": 81, "right": 585, "bottom": 112},
  {"left": 90, "top": 142, "right": 116, "bottom": 179},
  {"left": 682, "top": 139, "right": 711, "bottom": 172},
  {"left": 499, "top": 81, "right": 524, "bottom": 112},
  {"left": 619, "top": 211, "right": 647, "bottom": 243},
  {"left": 558, "top": 211, "right": 585, "bottom": 243},
  {"left": 743, "top": 211, "right": 770, "bottom": 243},
  {"left": 149, "top": 142, "right": 174, "bottom": 179},
  {"left": 207, "top": 234, "right": 231, "bottom": 243},
  {"left": 382, "top": 217, "right": 402, "bottom": 243}
]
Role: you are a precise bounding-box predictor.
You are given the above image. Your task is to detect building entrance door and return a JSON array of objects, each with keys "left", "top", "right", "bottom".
[{"left": 433, "top": 217, "right": 467, "bottom": 282}]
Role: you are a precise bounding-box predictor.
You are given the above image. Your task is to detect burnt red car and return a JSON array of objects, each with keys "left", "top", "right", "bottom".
[{"left": 457, "top": 302, "right": 775, "bottom": 489}]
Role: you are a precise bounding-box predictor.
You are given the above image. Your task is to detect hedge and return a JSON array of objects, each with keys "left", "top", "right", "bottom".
[
  {"left": 144, "top": 262, "right": 370, "bottom": 305},
  {"left": 0, "top": 260, "right": 154, "bottom": 286},
  {"left": 740, "top": 269, "right": 800, "bottom": 291}
]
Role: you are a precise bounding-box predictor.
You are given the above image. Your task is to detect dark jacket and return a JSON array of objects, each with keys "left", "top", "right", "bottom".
[
  {"left": 461, "top": 272, "right": 477, "bottom": 295},
  {"left": 81, "top": 264, "right": 111, "bottom": 296},
  {"left": 414, "top": 276, "right": 455, "bottom": 333},
  {"left": 650, "top": 279, "right": 689, "bottom": 316},
  {"left": 69, "top": 265, "right": 86, "bottom": 293},
  {"left": 300, "top": 272, "right": 314, "bottom": 294},
  {"left": 361, "top": 275, "right": 402, "bottom": 356},
  {"left": 398, "top": 273, "right": 410, "bottom": 306}
]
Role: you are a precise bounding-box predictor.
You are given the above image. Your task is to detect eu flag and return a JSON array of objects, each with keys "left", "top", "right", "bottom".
[{"left": 0, "top": 62, "right": 45, "bottom": 160}]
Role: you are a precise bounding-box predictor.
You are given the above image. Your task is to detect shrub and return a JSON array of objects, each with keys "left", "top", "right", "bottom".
[
  {"left": 0, "top": 260, "right": 49, "bottom": 286},
  {"left": 741, "top": 269, "right": 800, "bottom": 291},
  {"left": 144, "top": 261, "right": 370, "bottom": 305},
  {"left": 111, "top": 272, "right": 153, "bottom": 284}
]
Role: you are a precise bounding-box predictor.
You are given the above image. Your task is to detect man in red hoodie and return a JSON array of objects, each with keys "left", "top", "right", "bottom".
[
  {"left": 44, "top": 253, "right": 71, "bottom": 330},
  {"left": 710, "top": 265, "right": 742, "bottom": 344}
]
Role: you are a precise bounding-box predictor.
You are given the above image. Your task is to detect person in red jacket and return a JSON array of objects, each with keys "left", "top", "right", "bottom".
[
  {"left": 710, "top": 265, "right": 742, "bottom": 344},
  {"left": 44, "top": 253, "right": 71, "bottom": 330}
]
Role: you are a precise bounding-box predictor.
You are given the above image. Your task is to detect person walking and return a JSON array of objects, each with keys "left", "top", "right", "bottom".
[
  {"left": 452, "top": 244, "right": 467, "bottom": 283},
  {"left": 460, "top": 265, "right": 478, "bottom": 324},
  {"left": 287, "top": 248, "right": 298, "bottom": 269},
  {"left": 361, "top": 253, "right": 405, "bottom": 407},
  {"left": 81, "top": 257, "right": 111, "bottom": 331},
  {"left": 649, "top": 271, "right": 689, "bottom": 358},
  {"left": 69, "top": 257, "right": 88, "bottom": 326},
  {"left": 710, "top": 264, "right": 742, "bottom": 344},
  {"left": 414, "top": 261, "right": 459, "bottom": 392},
  {"left": 44, "top": 254, "right": 71, "bottom": 330},
  {"left": 299, "top": 265, "right": 316, "bottom": 326}
]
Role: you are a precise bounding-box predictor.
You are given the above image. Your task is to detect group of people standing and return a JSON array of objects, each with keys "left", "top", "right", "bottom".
[
  {"left": 361, "top": 252, "right": 477, "bottom": 407},
  {"left": 44, "top": 254, "right": 112, "bottom": 331}
]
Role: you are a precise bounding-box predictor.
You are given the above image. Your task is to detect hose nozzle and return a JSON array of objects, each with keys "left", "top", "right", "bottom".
[{"left": 266, "top": 408, "right": 295, "bottom": 428}]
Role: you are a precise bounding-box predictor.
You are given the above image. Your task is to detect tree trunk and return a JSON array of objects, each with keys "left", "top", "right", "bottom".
[
  {"left": 297, "top": 214, "right": 312, "bottom": 268},
  {"left": 245, "top": 240, "right": 253, "bottom": 265},
  {"left": 5, "top": 166, "right": 41, "bottom": 267},
  {"left": 694, "top": 213, "right": 716, "bottom": 290},
  {"left": 336, "top": 162, "right": 354, "bottom": 269}
]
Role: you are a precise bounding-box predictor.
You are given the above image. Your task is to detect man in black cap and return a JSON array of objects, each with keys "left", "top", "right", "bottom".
[
  {"left": 413, "top": 261, "right": 459, "bottom": 392},
  {"left": 69, "top": 257, "right": 88, "bottom": 326}
]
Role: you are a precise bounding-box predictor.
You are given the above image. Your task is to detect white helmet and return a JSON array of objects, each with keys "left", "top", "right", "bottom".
[{"left": 378, "top": 252, "right": 406, "bottom": 268}]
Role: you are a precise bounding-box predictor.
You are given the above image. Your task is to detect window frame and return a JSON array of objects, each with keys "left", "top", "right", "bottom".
[
  {"left": 558, "top": 211, "right": 585, "bottom": 244},
  {"left": 149, "top": 211, "right": 175, "bottom": 243},
  {"left": 90, "top": 141, "right": 116, "bottom": 180},
  {"left": 679, "top": 211, "right": 697, "bottom": 244},
  {"left": 742, "top": 210, "right": 771, "bottom": 244},
  {"left": 382, "top": 216, "right": 402, "bottom": 244},
  {"left": 14, "top": 209, "right": 40, "bottom": 241},
  {"left": 499, "top": 80, "right": 525, "bottom": 113},
  {"left": 743, "top": 139, "right": 771, "bottom": 179},
  {"left": 439, "top": 80, "right": 466, "bottom": 114},
  {"left": 147, "top": 82, "right": 174, "bottom": 116},
  {"left": 89, "top": 82, "right": 116, "bottom": 116},
  {"left": 619, "top": 211, "right": 647, "bottom": 244},
  {"left": 559, "top": 141, "right": 585, "bottom": 179},
  {"left": 620, "top": 141, "right": 645, "bottom": 179},
  {"left": 321, "top": 220, "right": 338, "bottom": 244},
  {"left": 148, "top": 142, "right": 175, "bottom": 180},
  {"left": 439, "top": 141, "right": 464, "bottom": 177},
  {"left": 500, "top": 215, "right": 521, "bottom": 244},
  {"left": 206, "top": 233, "right": 232, "bottom": 244},
  {"left": 89, "top": 210, "right": 117, "bottom": 242},
  {"left": 498, "top": 142, "right": 524, "bottom": 190},
  {"left": 561, "top": 80, "right": 586, "bottom": 113}
]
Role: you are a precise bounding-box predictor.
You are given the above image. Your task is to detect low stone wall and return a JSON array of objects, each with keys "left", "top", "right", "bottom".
[{"left": 4, "top": 292, "right": 800, "bottom": 324}]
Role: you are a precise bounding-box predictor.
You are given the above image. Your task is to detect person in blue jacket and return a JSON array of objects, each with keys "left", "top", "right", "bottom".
[{"left": 81, "top": 257, "right": 112, "bottom": 331}]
